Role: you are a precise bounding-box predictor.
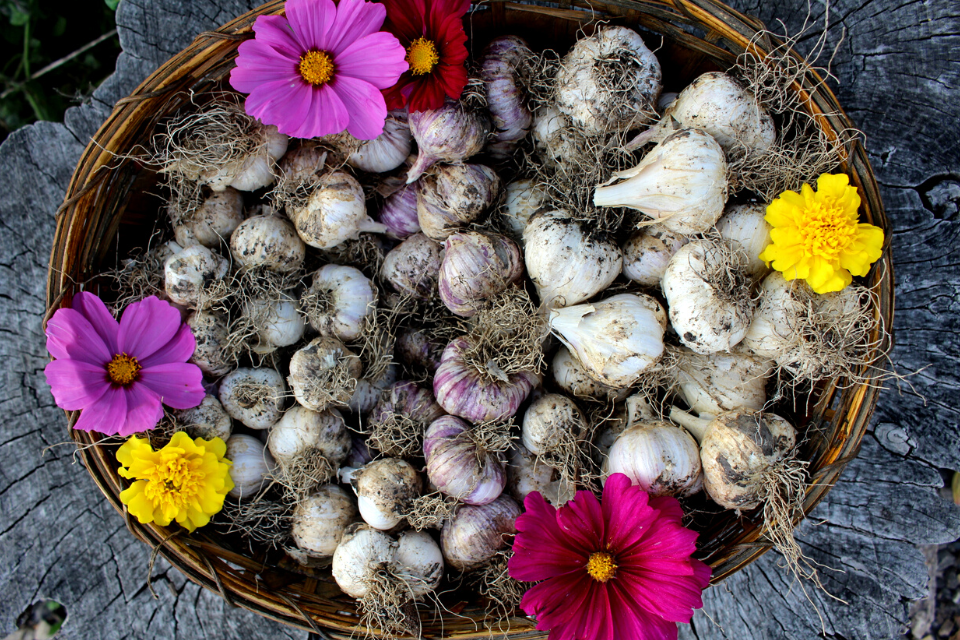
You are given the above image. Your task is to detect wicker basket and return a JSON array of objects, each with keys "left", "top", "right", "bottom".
[{"left": 47, "top": 0, "right": 894, "bottom": 636}]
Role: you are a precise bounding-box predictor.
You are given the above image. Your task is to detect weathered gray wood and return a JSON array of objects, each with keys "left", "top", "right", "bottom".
[{"left": 0, "top": 0, "right": 958, "bottom": 638}]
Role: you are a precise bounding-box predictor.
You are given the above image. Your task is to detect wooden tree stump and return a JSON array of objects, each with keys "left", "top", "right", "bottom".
[{"left": 0, "top": 0, "right": 957, "bottom": 638}]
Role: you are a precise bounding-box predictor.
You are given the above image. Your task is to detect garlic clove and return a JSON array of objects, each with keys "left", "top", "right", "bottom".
[
  {"left": 351, "top": 458, "right": 422, "bottom": 530},
  {"left": 416, "top": 164, "right": 501, "bottom": 240},
  {"left": 268, "top": 405, "right": 350, "bottom": 467},
  {"left": 438, "top": 231, "right": 523, "bottom": 317},
  {"left": 288, "top": 336, "right": 363, "bottom": 412},
  {"left": 424, "top": 415, "right": 507, "bottom": 505},
  {"left": 302, "top": 264, "right": 376, "bottom": 342},
  {"left": 381, "top": 233, "right": 444, "bottom": 300},
  {"left": 716, "top": 203, "right": 772, "bottom": 278},
  {"left": 332, "top": 523, "right": 398, "bottom": 598},
  {"left": 244, "top": 293, "right": 305, "bottom": 353},
  {"left": 289, "top": 171, "right": 387, "bottom": 249},
  {"left": 172, "top": 187, "right": 244, "bottom": 248},
  {"left": 605, "top": 420, "right": 703, "bottom": 497},
  {"left": 394, "top": 530, "right": 444, "bottom": 597}
]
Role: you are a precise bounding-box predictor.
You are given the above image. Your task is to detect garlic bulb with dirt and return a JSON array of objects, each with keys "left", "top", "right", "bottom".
[
  {"left": 433, "top": 337, "right": 539, "bottom": 423},
  {"left": 348, "top": 363, "right": 399, "bottom": 416},
  {"left": 289, "top": 171, "right": 387, "bottom": 249},
  {"left": 676, "top": 350, "right": 771, "bottom": 418},
  {"left": 226, "top": 434, "right": 276, "bottom": 499},
  {"left": 291, "top": 484, "right": 358, "bottom": 560},
  {"left": 594, "top": 129, "right": 728, "bottom": 234},
  {"left": 349, "top": 458, "right": 422, "bottom": 530},
  {"left": 394, "top": 530, "right": 444, "bottom": 597},
  {"left": 243, "top": 293, "right": 305, "bottom": 353},
  {"left": 532, "top": 105, "right": 577, "bottom": 164},
  {"left": 172, "top": 188, "right": 244, "bottom": 248},
  {"left": 500, "top": 179, "right": 546, "bottom": 239},
  {"left": 396, "top": 328, "right": 444, "bottom": 372},
  {"left": 164, "top": 245, "right": 229, "bottom": 307},
  {"left": 522, "top": 392, "right": 586, "bottom": 457},
  {"left": 348, "top": 111, "right": 412, "bottom": 173},
  {"left": 288, "top": 337, "right": 363, "bottom": 412},
  {"left": 424, "top": 416, "right": 507, "bottom": 506},
  {"left": 186, "top": 310, "right": 232, "bottom": 376},
  {"left": 406, "top": 100, "right": 490, "bottom": 182},
  {"left": 205, "top": 125, "right": 288, "bottom": 192},
  {"left": 176, "top": 395, "right": 232, "bottom": 441},
  {"left": 377, "top": 183, "right": 420, "bottom": 240},
  {"left": 230, "top": 214, "right": 306, "bottom": 272},
  {"left": 549, "top": 293, "right": 666, "bottom": 388},
  {"left": 302, "top": 264, "right": 376, "bottom": 342},
  {"left": 661, "top": 238, "right": 756, "bottom": 354},
  {"left": 368, "top": 381, "right": 446, "bottom": 457},
  {"left": 481, "top": 35, "right": 534, "bottom": 160},
  {"left": 523, "top": 211, "right": 622, "bottom": 308},
  {"left": 440, "top": 495, "right": 520, "bottom": 571},
  {"left": 438, "top": 231, "right": 524, "bottom": 317},
  {"left": 621, "top": 226, "right": 689, "bottom": 287},
  {"left": 268, "top": 406, "right": 350, "bottom": 471},
  {"left": 506, "top": 443, "right": 574, "bottom": 506},
  {"left": 550, "top": 345, "right": 629, "bottom": 402},
  {"left": 332, "top": 524, "right": 399, "bottom": 598},
  {"left": 416, "top": 164, "right": 501, "bottom": 240},
  {"left": 277, "top": 143, "right": 328, "bottom": 185},
  {"left": 555, "top": 26, "right": 661, "bottom": 135},
  {"left": 220, "top": 367, "right": 286, "bottom": 430},
  {"left": 381, "top": 233, "right": 444, "bottom": 300},
  {"left": 716, "top": 204, "right": 772, "bottom": 277}
]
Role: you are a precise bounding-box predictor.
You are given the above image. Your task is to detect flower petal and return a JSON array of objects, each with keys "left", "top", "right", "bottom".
[
  {"left": 230, "top": 41, "right": 301, "bottom": 93},
  {"left": 117, "top": 297, "right": 183, "bottom": 361},
  {"left": 138, "top": 363, "right": 205, "bottom": 409},
  {"left": 71, "top": 292, "right": 120, "bottom": 354},
  {"left": 331, "top": 75, "right": 388, "bottom": 140},
  {"left": 608, "top": 578, "right": 681, "bottom": 640},
  {"left": 244, "top": 78, "right": 311, "bottom": 132},
  {"left": 406, "top": 73, "right": 447, "bottom": 112},
  {"left": 602, "top": 474, "right": 660, "bottom": 553},
  {"left": 46, "top": 308, "right": 112, "bottom": 365},
  {"left": 383, "top": 0, "right": 427, "bottom": 43},
  {"left": 326, "top": 0, "right": 387, "bottom": 55},
  {"left": 44, "top": 359, "right": 110, "bottom": 410},
  {"left": 520, "top": 571, "right": 594, "bottom": 638},
  {"left": 139, "top": 324, "right": 196, "bottom": 369},
  {"left": 556, "top": 488, "right": 605, "bottom": 555},
  {"left": 510, "top": 492, "right": 586, "bottom": 582},
  {"left": 335, "top": 32, "right": 408, "bottom": 89},
  {"left": 285, "top": 0, "right": 337, "bottom": 51},
  {"left": 116, "top": 384, "right": 164, "bottom": 437},
  {"left": 73, "top": 386, "right": 129, "bottom": 435},
  {"left": 250, "top": 14, "right": 303, "bottom": 59}
]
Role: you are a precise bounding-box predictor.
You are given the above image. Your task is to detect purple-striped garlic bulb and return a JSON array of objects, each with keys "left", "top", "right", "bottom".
[
  {"left": 377, "top": 182, "right": 420, "bottom": 239},
  {"left": 433, "top": 336, "right": 539, "bottom": 423},
  {"left": 416, "top": 164, "right": 501, "bottom": 240},
  {"left": 368, "top": 381, "right": 446, "bottom": 457},
  {"left": 481, "top": 36, "right": 534, "bottom": 160},
  {"left": 440, "top": 494, "right": 520, "bottom": 571},
  {"left": 406, "top": 100, "right": 490, "bottom": 183},
  {"left": 424, "top": 416, "right": 506, "bottom": 505},
  {"left": 381, "top": 233, "right": 443, "bottom": 300},
  {"left": 348, "top": 111, "right": 412, "bottom": 173},
  {"left": 396, "top": 328, "right": 445, "bottom": 372},
  {"left": 438, "top": 231, "right": 523, "bottom": 317}
]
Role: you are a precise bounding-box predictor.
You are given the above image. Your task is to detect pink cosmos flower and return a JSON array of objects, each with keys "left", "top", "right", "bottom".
[
  {"left": 509, "top": 473, "right": 712, "bottom": 640},
  {"left": 229, "top": 0, "right": 409, "bottom": 140},
  {"left": 44, "top": 293, "right": 205, "bottom": 437}
]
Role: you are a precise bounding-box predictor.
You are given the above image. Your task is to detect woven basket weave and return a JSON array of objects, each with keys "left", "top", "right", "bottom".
[{"left": 47, "top": 0, "right": 894, "bottom": 636}]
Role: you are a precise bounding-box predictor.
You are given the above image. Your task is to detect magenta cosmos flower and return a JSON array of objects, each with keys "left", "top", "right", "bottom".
[
  {"left": 229, "top": 0, "right": 409, "bottom": 140},
  {"left": 44, "top": 293, "right": 204, "bottom": 437},
  {"left": 509, "top": 474, "right": 712, "bottom": 640}
]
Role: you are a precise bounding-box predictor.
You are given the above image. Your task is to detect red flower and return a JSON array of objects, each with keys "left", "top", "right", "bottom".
[
  {"left": 508, "top": 473, "right": 711, "bottom": 640},
  {"left": 381, "top": 0, "right": 470, "bottom": 113}
]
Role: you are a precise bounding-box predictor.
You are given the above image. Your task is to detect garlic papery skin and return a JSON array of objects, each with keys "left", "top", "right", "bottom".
[
  {"left": 278, "top": 143, "right": 328, "bottom": 185},
  {"left": 621, "top": 226, "right": 689, "bottom": 287},
  {"left": 226, "top": 434, "right": 276, "bottom": 499},
  {"left": 288, "top": 336, "right": 363, "bottom": 412},
  {"left": 220, "top": 367, "right": 286, "bottom": 430},
  {"left": 395, "top": 530, "right": 443, "bottom": 597},
  {"left": 521, "top": 393, "right": 586, "bottom": 458},
  {"left": 605, "top": 420, "right": 703, "bottom": 497},
  {"left": 381, "top": 233, "right": 444, "bottom": 300},
  {"left": 377, "top": 182, "right": 420, "bottom": 240},
  {"left": 348, "top": 112, "right": 412, "bottom": 174},
  {"left": 416, "top": 164, "right": 501, "bottom": 240},
  {"left": 206, "top": 125, "right": 289, "bottom": 192},
  {"left": 481, "top": 35, "right": 534, "bottom": 160},
  {"left": 230, "top": 215, "right": 306, "bottom": 272},
  {"left": 676, "top": 350, "right": 771, "bottom": 418},
  {"left": 333, "top": 524, "right": 398, "bottom": 598},
  {"left": 164, "top": 245, "right": 229, "bottom": 307},
  {"left": 244, "top": 293, "right": 305, "bottom": 353},
  {"left": 292, "top": 484, "right": 358, "bottom": 560},
  {"left": 501, "top": 179, "right": 546, "bottom": 240},
  {"left": 173, "top": 188, "right": 244, "bottom": 248},
  {"left": 716, "top": 204, "right": 772, "bottom": 277},
  {"left": 742, "top": 271, "right": 801, "bottom": 360},
  {"left": 268, "top": 406, "right": 351, "bottom": 469},
  {"left": 351, "top": 458, "right": 422, "bottom": 530},
  {"left": 555, "top": 26, "right": 661, "bottom": 135},
  {"left": 424, "top": 416, "right": 506, "bottom": 505},
  {"left": 438, "top": 231, "right": 524, "bottom": 317},
  {"left": 433, "top": 337, "right": 539, "bottom": 423},
  {"left": 370, "top": 381, "right": 446, "bottom": 431},
  {"left": 523, "top": 211, "right": 622, "bottom": 308},
  {"left": 289, "top": 171, "right": 387, "bottom": 249},
  {"left": 506, "top": 443, "right": 574, "bottom": 506},
  {"left": 532, "top": 105, "right": 577, "bottom": 164},
  {"left": 594, "top": 129, "right": 728, "bottom": 235},
  {"left": 176, "top": 395, "right": 232, "bottom": 441},
  {"left": 549, "top": 293, "right": 666, "bottom": 389},
  {"left": 550, "top": 345, "right": 630, "bottom": 402},
  {"left": 396, "top": 328, "right": 444, "bottom": 372},
  {"left": 348, "top": 363, "right": 399, "bottom": 416},
  {"left": 661, "top": 239, "right": 756, "bottom": 354},
  {"left": 186, "top": 310, "right": 232, "bottom": 376},
  {"left": 302, "top": 264, "right": 376, "bottom": 342},
  {"left": 440, "top": 495, "right": 520, "bottom": 571},
  {"left": 407, "top": 100, "right": 491, "bottom": 183}
]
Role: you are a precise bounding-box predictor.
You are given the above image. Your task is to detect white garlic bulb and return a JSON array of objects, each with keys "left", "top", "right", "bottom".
[
  {"left": 549, "top": 293, "right": 666, "bottom": 389},
  {"left": 289, "top": 171, "right": 387, "bottom": 249},
  {"left": 230, "top": 214, "right": 306, "bottom": 272},
  {"left": 302, "top": 264, "right": 376, "bottom": 342},
  {"left": 164, "top": 245, "right": 229, "bottom": 307},
  {"left": 716, "top": 204, "right": 772, "bottom": 277},
  {"left": 521, "top": 393, "right": 587, "bottom": 459},
  {"left": 288, "top": 337, "right": 363, "bottom": 412},
  {"left": 394, "top": 530, "right": 444, "bottom": 597},
  {"left": 186, "top": 310, "right": 232, "bottom": 376},
  {"left": 531, "top": 105, "right": 577, "bottom": 164},
  {"left": 292, "top": 484, "right": 358, "bottom": 560},
  {"left": 440, "top": 495, "right": 520, "bottom": 571},
  {"left": 381, "top": 233, "right": 444, "bottom": 300},
  {"left": 172, "top": 187, "right": 244, "bottom": 248},
  {"left": 605, "top": 411, "right": 702, "bottom": 497},
  {"left": 594, "top": 129, "right": 728, "bottom": 234},
  {"left": 621, "top": 226, "right": 689, "bottom": 287},
  {"left": 176, "top": 394, "right": 232, "bottom": 441},
  {"left": 268, "top": 406, "right": 350, "bottom": 467},
  {"left": 676, "top": 350, "right": 771, "bottom": 418},
  {"left": 332, "top": 524, "right": 398, "bottom": 598},
  {"left": 500, "top": 179, "right": 546, "bottom": 239},
  {"left": 506, "top": 443, "right": 574, "bottom": 506},
  {"left": 523, "top": 211, "right": 622, "bottom": 308},
  {"left": 226, "top": 434, "right": 276, "bottom": 499},
  {"left": 205, "top": 125, "right": 288, "bottom": 192},
  {"left": 277, "top": 143, "right": 328, "bottom": 185},
  {"left": 243, "top": 293, "right": 305, "bottom": 353},
  {"left": 348, "top": 112, "right": 412, "bottom": 173},
  {"left": 351, "top": 458, "right": 422, "bottom": 530},
  {"left": 416, "top": 164, "right": 501, "bottom": 240},
  {"left": 407, "top": 101, "right": 490, "bottom": 182},
  {"left": 220, "top": 367, "right": 286, "bottom": 430},
  {"left": 550, "top": 345, "right": 629, "bottom": 402}
]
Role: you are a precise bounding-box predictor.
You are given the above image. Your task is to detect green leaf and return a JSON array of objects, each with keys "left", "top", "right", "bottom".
[
  {"left": 9, "top": 7, "right": 28, "bottom": 25},
  {"left": 52, "top": 15, "right": 65, "bottom": 36},
  {"left": 104, "top": 0, "right": 120, "bottom": 10}
]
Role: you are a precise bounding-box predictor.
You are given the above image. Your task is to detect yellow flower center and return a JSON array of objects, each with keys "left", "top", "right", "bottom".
[
  {"left": 586, "top": 552, "right": 618, "bottom": 583},
  {"left": 799, "top": 197, "right": 858, "bottom": 259},
  {"left": 406, "top": 37, "right": 439, "bottom": 76},
  {"left": 298, "top": 49, "right": 335, "bottom": 86},
  {"left": 142, "top": 452, "right": 205, "bottom": 512},
  {"left": 107, "top": 353, "right": 141, "bottom": 386}
]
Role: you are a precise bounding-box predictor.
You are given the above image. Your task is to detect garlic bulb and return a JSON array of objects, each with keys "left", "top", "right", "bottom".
[
  {"left": 220, "top": 367, "right": 286, "bottom": 430},
  {"left": 506, "top": 443, "right": 574, "bottom": 506},
  {"left": 348, "top": 112, "right": 412, "bottom": 173},
  {"left": 351, "top": 458, "right": 422, "bottom": 530},
  {"left": 438, "top": 231, "right": 523, "bottom": 317},
  {"left": 346, "top": 436, "right": 375, "bottom": 469},
  {"left": 370, "top": 381, "right": 446, "bottom": 432},
  {"left": 244, "top": 293, "right": 305, "bottom": 353},
  {"left": 394, "top": 530, "right": 444, "bottom": 597},
  {"left": 594, "top": 129, "right": 728, "bottom": 234},
  {"left": 555, "top": 26, "right": 661, "bottom": 135},
  {"left": 550, "top": 345, "right": 629, "bottom": 402},
  {"left": 532, "top": 105, "right": 577, "bottom": 164},
  {"left": 288, "top": 337, "right": 363, "bottom": 412},
  {"left": 332, "top": 524, "right": 398, "bottom": 598},
  {"left": 226, "top": 434, "right": 276, "bottom": 498},
  {"left": 523, "top": 211, "right": 622, "bottom": 308},
  {"left": 292, "top": 484, "right": 358, "bottom": 559},
  {"left": 289, "top": 171, "right": 387, "bottom": 249},
  {"left": 172, "top": 188, "right": 244, "bottom": 248},
  {"left": 302, "top": 264, "right": 376, "bottom": 342},
  {"left": 716, "top": 204, "right": 772, "bottom": 277},
  {"left": 661, "top": 239, "right": 756, "bottom": 354},
  {"left": 176, "top": 395, "right": 232, "bottom": 441},
  {"left": 521, "top": 393, "right": 587, "bottom": 458},
  {"left": 396, "top": 328, "right": 444, "bottom": 372},
  {"left": 164, "top": 245, "right": 229, "bottom": 307},
  {"left": 277, "top": 143, "right": 328, "bottom": 185},
  {"left": 481, "top": 36, "right": 533, "bottom": 160},
  {"left": 186, "top": 310, "right": 232, "bottom": 376},
  {"left": 268, "top": 406, "right": 350, "bottom": 467},
  {"left": 348, "top": 363, "right": 399, "bottom": 416},
  {"left": 676, "top": 350, "right": 771, "bottom": 418},
  {"left": 549, "top": 293, "right": 666, "bottom": 388},
  {"left": 500, "top": 179, "right": 546, "bottom": 239},
  {"left": 230, "top": 215, "right": 306, "bottom": 272},
  {"left": 424, "top": 416, "right": 506, "bottom": 505},
  {"left": 440, "top": 495, "right": 520, "bottom": 571},
  {"left": 416, "top": 164, "right": 501, "bottom": 240},
  {"left": 407, "top": 100, "right": 490, "bottom": 182},
  {"left": 381, "top": 233, "right": 444, "bottom": 300},
  {"left": 205, "top": 125, "right": 288, "bottom": 192},
  {"left": 433, "top": 337, "right": 539, "bottom": 423},
  {"left": 605, "top": 418, "right": 702, "bottom": 498},
  {"left": 377, "top": 182, "right": 420, "bottom": 239},
  {"left": 621, "top": 226, "right": 689, "bottom": 287}
]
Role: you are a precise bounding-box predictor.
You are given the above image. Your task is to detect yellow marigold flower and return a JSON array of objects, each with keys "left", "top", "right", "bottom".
[
  {"left": 117, "top": 432, "right": 234, "bottom": 532},
  {"left": 758, "top": 173, "right": 884, "bottom": 294}
]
